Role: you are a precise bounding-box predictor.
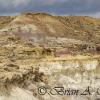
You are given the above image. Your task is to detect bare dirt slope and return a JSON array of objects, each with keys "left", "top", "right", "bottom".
[
  {"left": 0, "top": 13, "right": 100, "bottom": 100},
  {"left": 0, "top": 13, "right": 100, "bottom": 44}
]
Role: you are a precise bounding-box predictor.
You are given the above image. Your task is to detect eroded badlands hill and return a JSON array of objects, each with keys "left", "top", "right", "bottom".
[
  {"left": 0, "top": 13, "right": 100, "bottom": 100},
  {"left": 0, "top": 13, "right": 100, "bottom": 43},
  {"left": 0, "top": 13, "right": 100, "bottom": 55}
]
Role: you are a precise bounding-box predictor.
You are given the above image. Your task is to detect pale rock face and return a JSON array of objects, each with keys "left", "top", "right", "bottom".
[
  {"left": 58, "top": 75, "right": 78, "bottom": 85},
  {"left": 18, "top": 24, "right": 37, "bottom": 31},
  {"left": 0, "top": 58, "right": 99, "bottom": 100},
  {"left": 39, "top": 62, "right": 63, "bottom": 75},
  {"left": 46, "top": 24, "right": 56, "bottom": 33},
  {"left": 63, "top": 61, "right": 80, "bottom": 69},
  {"left": 83, "top": 60, "right": 98, "bottom": 70},
  {"left": 0, "top": 87, "right": 38, "bottom": 100}
]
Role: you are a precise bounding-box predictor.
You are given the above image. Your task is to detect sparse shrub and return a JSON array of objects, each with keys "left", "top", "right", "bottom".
[{"left": 96, "top": 46, "right": 100, "bottom": 52}]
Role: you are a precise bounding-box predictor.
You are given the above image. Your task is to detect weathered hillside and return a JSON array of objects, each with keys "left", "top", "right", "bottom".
[
  {"left": 0, "top": 13, "right": 100, "bottom": 100},
  {"left": 0, "top": 13, "right": 100, "bottom": 55},
  {"left": 0, "top": 13, "right": 100, "bottom": 44}
]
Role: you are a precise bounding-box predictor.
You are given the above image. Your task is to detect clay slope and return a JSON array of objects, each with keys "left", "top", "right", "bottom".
[
  {"left": 0, "top": 12, "right": 100, "bottom": 44},
  {"left": 0, "top": 13, "right": 100, "bottom": 100}
]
